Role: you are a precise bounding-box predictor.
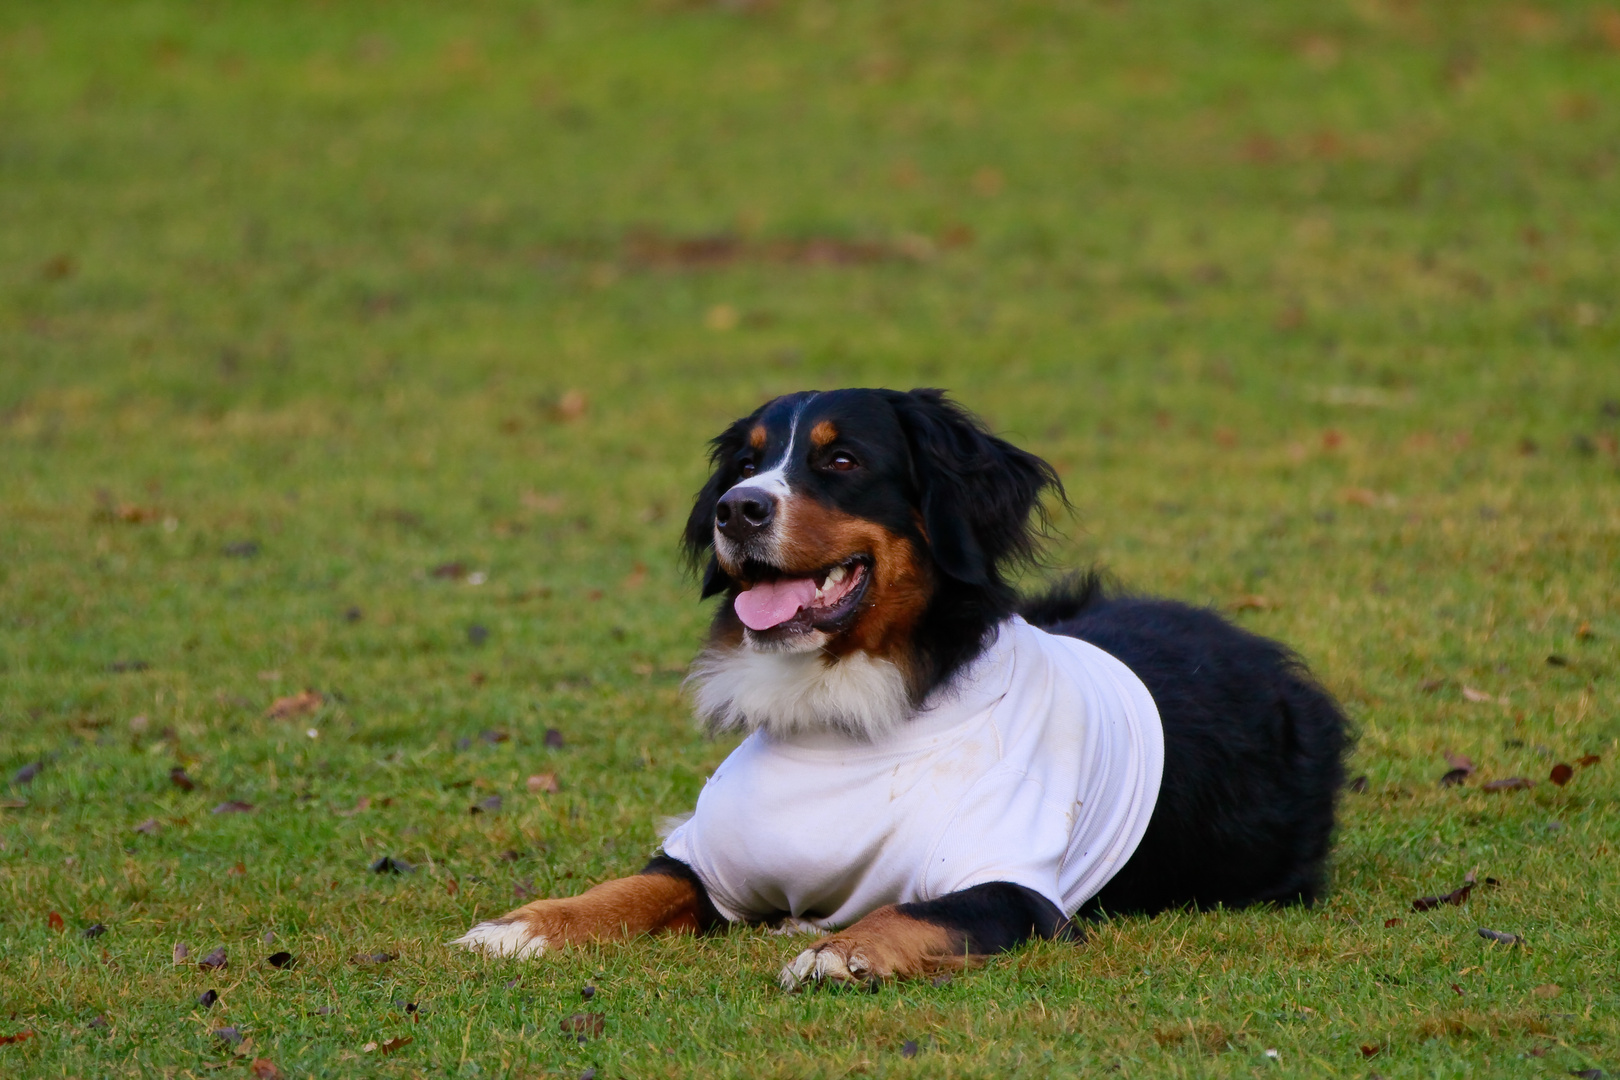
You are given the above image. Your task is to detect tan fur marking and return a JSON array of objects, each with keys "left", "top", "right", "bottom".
[
  {"left": 809, "top": 419, "right": 838, "bottom": 448},
  {"left": 749, "top": 425, "right": 768, "bottom": 450},
  {"left": 497, "top": 874, "right": 703, "bottom": 945},
  {"left": 770, "top": 500, "right": 933, "bottom": 683},
  {"left": 797, "top": 905, "right": 969, "bottom": 982}
]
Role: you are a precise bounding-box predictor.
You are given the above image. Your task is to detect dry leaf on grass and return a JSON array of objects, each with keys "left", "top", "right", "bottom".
[
  {"left": 1461, "top": 686, "right": 1499, "bottom": 704},
  {"left": 1550, "top": 763, "right": 1574, "bottom": 786},
  {"left": 199, "top": 947, "right": 228, "bottom": 971},
  {"left": 249, "top": 1059, "right": 283, "bottom": 1080},
  {"left": 1482, "top": 777, "right": 1535, "bottom": 792},
  {"left": 1413, "top": 882, "right": 1473, "bottom": 911},
  {"left": 265, "top": 951, "right": 295, "bottom": 969},
  {"left": 265, "top": 690, "right": 323, "bottom": 720},
  {"left": 527, "top": 772, "right": 560, "bottom": 794},
  {"left": 1478, "top": 927, "right": 1521, "bottom": 945},
  {"left": 212, "top": 801, "right": 254, "bottom": 814},
  {"left": 0, "top": 1031, "right": 35, "bottom": 1045},
  {"left": 198, "top": 989, "right": 219, "bottom": 1009},
  {"left": 169, "top": 766, "right": 196, "bottom": 791},
  {"left": 1440, "top": 768, "right": 1471, "bottom": 787},
  {"left": 134, "top": 818, "right": 161, "bottom": 834},
  {"left": 1577, "top": 753, "right": 1601, "bottom": 767},
  {"left": 370, "top": 856, "right": 413, "bottom": 874},
  {"left": 173, "top": 942, "right": 189, "bottom": 964},
  {"left": 560, "top": 1013, "right": 605, "bottom": 1038},
  {"left": 47, "top": 911, "right": 64, "bottom": 932}
]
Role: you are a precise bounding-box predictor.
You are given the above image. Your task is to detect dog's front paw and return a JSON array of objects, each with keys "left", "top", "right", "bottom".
[
  {"left": 779, "top": 938, "right": 878, "bottom": 989},
  {"left": 451, "top": 918, "right": 549, "bottom": 959},
  {"left": 777, "top": 905, "right": 965, "bottom": 990}
]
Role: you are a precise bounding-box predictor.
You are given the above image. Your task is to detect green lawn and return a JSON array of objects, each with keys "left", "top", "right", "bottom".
[{"left": 2, "top": 0, "right": 1618, "bottom": 1076}]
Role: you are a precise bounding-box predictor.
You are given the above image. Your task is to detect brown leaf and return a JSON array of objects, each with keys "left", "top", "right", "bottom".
[
  {"left": 1550, "top": 763, "right": 1574, "bottom": 786},
  {"left": 266, "top": 951, "right": 295, "bottom": 969},
  {"left": 199, "top": 946, "right": 228, "bottom": 971},
  {"left": 198, "top": 989, "right": 219, "bottom": 1009},
  {"left": 265, "top": 690, "right": 323, "bottom": 720},
  {"left": 526, "top": 772, "right": 560, "bottom": 794},
  {"left": 551, "top": 390, "right": 588, "bottom": 421},
  {"left": 1482, "top": 777, "right": 1534, "bottom": 792},
  {"left": 249, "top": 1059, "right": 283, "bottom": 1080},
  {"left": 48, "top": 911, "right": 64, "bottom": 932},
  {"left": 560, "top": 1013, "right": 605, "bottom": 1038},
  {"left": 1412, "top": 882, "right": 1473, "bottom": 911},
  {"left": 1439, "top": 768, "right": 1471, "bottom": 787},
  {"left": 378, "top": 1036, "right": 412, "bottom": 1055},
  {"left": 169, "top": 766, "right": 196, "bottom": 791},
  {"left": 0, "top": 1031, "right": 35, "bottom": 1045},
  {"left": 133, "top": 818, "right": 161, "bottom": 834},
  {"left": 1444, "top": 752, "right": 1475, "bottom": 774},
  {"left": 173, "top": 941, "right": 189, "bottom": 964},
  {"left": 211, "top": 801, "right": 255, "bottom": 814},
  {"left": 1577, "top": 753, "right": 1601, "bottom": 767},
  {"left": 479, "top": 729, "right": 509, "bottom": 744},
  {"left": 1360, "top": 1044, "right": 1381, "bottom": 1058},
  {"left": 1383, "top": 917, "right": 1402, "bottom": 928},
  {"left": 335, "top": 796, "right": 371, "bottom": 817},
  {"left": 1477, "top": 927, "right": 1521, "bottom": 945},
  {"left": 543, "top": 728, "right": 565, "bottom": 749}
]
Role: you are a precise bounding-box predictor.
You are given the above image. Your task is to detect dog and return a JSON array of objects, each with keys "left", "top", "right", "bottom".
[{"left": 454, "top": 388, "right": 1350, "bottom": 987}]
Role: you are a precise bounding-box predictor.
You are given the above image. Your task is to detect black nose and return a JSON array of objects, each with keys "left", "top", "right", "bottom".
[{"left": 716, "top": 487, "right": 776, "bottom": 538}]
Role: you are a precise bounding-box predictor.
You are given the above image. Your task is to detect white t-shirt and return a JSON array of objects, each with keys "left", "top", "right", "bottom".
[{"left": 662, "top": 617, "right": 1164, "bottom": 927}]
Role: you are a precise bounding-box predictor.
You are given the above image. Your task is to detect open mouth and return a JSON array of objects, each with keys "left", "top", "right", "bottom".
[{"left": 733, "top": 556, "right": 871, "bottom": 636}]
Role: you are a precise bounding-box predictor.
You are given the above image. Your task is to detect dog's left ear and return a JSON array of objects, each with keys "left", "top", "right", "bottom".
[
  {"left": 682, "top": 416, "right": 754, "bottom": 599},
  {"left": 887, "top": 388, "right": 1064, "bottom": 587}
]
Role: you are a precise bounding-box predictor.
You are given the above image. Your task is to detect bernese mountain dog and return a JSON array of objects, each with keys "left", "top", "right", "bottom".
[{"left": 455, "top": 388, "right": 1350, "bottom": 988}]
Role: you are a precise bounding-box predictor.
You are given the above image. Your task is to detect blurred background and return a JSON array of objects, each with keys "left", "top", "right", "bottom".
[{"left": 2, "top": 3, "right": 1618, "bottom": 1071}]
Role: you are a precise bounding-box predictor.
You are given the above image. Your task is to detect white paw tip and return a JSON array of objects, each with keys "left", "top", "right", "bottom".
[{"left": 450, "top": 921, "right": 548, "bottom": 959}]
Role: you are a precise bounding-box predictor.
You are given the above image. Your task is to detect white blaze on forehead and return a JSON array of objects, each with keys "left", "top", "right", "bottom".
[{"left": 725, "top": 394, "right": 817, "bottom": 501}]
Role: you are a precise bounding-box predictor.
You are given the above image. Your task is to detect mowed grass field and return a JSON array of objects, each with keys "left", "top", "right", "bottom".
[{"left": 3, "top": 0, "right": 1619, "bottom": 1075}]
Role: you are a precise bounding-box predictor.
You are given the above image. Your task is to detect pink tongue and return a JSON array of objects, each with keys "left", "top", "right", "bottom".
[{"left": 735, "top": 577, "right": 818, "bottom": 631}]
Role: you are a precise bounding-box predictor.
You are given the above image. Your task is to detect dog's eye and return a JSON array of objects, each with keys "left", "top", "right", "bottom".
[
  {"left": 827, "top": 452, "right": 858, "bottom": 472},
  {"left": 739, "top": 462, "right": 757, "bottom": 478}
]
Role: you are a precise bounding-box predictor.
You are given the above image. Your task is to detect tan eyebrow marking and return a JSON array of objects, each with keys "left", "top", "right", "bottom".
[
  {"left": 749, "top": 425, "right": 768, "bottom": 450},
  {"left": 810, "top": 420, "right": 838, "bottom": 448}
]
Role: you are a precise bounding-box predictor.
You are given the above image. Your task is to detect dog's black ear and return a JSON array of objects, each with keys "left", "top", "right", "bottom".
[
  {"left": 683, "top": 415, "right": 754, "bottom": 599},
  {"left": 887, "top": 388, "right": 1064, "bottom": 587}
]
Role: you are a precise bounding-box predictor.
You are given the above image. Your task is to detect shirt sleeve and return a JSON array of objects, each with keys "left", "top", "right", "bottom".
[{"left": 921, "top": 764, "right": 1071, "bottom": 913}]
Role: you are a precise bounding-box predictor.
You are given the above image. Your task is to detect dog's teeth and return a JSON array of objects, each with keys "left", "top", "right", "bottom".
[{"left": 827, "top": 565, "right": 847, "bottom": 585}]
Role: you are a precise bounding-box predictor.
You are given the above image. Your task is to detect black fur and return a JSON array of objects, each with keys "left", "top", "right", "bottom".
[
  {"left": 1020, "top": 574, "right": 1351, "bottom": 914},
  {"left": 898, "top": 881, "right": 1079, "bottom": 955}
]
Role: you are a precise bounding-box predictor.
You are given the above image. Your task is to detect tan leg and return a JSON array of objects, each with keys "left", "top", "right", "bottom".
[
  {"left": 778, "top": 905, "right": 971, "bottom": 989},
  {"left": 452, "top": 873, "right": 704, "bottom": 959}
]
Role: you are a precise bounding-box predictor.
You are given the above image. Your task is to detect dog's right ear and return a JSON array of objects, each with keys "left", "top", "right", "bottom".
[{"left": 682, "top": 415, "right": 754, "bottom": 599}]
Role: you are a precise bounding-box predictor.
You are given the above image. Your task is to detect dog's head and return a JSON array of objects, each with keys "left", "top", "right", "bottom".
[{"left": 683, "top": 388, "right": 1061, "bottom": 738}]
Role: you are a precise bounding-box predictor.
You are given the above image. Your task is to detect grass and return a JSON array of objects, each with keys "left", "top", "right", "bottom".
[{"left": 2, "top": 0, "right": 1618, "bottom": 1075}]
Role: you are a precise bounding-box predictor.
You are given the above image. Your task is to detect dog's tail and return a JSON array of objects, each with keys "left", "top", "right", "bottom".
[{"left": 1017, "top": 569, "right": 1111, "bottom": 629}]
